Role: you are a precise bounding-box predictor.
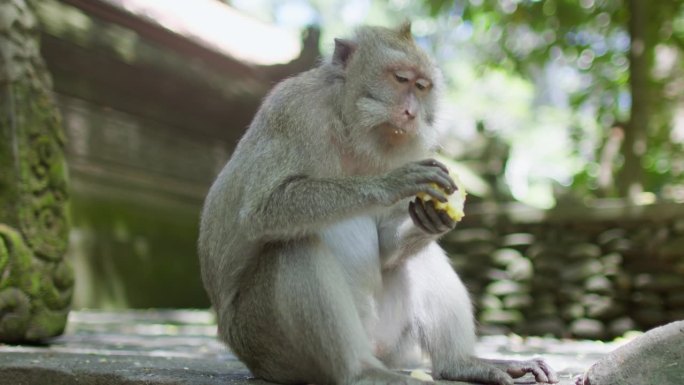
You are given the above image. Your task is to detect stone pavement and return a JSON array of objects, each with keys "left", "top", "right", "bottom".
[{"left": 0, "top": 310, "right": 633, "bottom": 385}]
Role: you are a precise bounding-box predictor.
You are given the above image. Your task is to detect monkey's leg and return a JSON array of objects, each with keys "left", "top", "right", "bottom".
[
  {"left": 400, "top": 246, "right": 557, "bottom": 385},
  {"left": 226, "top": 238, "right": 426, "bottom": 385},
  {"left": 376, "top": 249, "right": 496, "bottom": 385}
]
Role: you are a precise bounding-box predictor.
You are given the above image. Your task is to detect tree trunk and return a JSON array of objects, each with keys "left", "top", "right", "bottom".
[
  {"left": 0, "top": 0, "right": 73, "bottom": 342},
  {"left": 618, "top": 0, "right": 651, "bottom": 199}
]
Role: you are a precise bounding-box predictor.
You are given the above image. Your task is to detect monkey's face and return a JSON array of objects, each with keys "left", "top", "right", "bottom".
[
  {"left": 386, "top": 66, "right": 433, "bottom": 133},
  {"left": 353, "top": 58, "right": 440, "bottom": 149},
  {"left": 337, "top": 25, "right": 443, "bottom": 162}
]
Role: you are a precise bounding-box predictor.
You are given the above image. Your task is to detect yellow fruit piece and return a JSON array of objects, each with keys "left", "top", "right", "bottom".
[
  {"left": 416, "top": 170, "right": 467, "bottom": 222},
  {"left": 409, "top": 369, "right": 434, "bottom": 382}
]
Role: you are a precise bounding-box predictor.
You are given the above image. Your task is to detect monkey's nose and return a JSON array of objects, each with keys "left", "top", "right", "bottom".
[{"left": 404, "top": 109, "right": 416, "bottom": 120}]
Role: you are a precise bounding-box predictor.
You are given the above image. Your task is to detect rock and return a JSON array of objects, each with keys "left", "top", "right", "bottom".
[
  {"left": 633, "top": 273, "right": 684, "bottom": 292},
  {"left": 570, "top": 318, "right": 606, "bottom": 339},
  {"left": 532, "top": 275, "right": 560, "bottom": 290},
  {"left": 597, "top": 228, "right": 626, "bottom": 247},
  {"left": 666, "top": 310, "right": 684, "bottom": 323},
  {"left": 506, "top": 257, "right": 533, "bottom": 281},
  {"left": 584, "top": 275, "right": 613, "bottom": 295},
  {"left": 569, "top": 243, "right": 602, "bottom": 260},
  {"left": 579, "top": 320, "right": 684, "bottom": 385},
  {"left": 465, "top": 243, "right": 497, "bottom": 259},
  {"left": 533, "top": 258, "right": 560, "bottom": 274},
  {"left": 479, "top": 294, "right": 503, "bottom": 310},
  {"left": 446, "top": 228, "right": 496, "bottom": 243},
  {"left": 528, "top": 296, "right": 558, "bottom": 318},
  {"left": 607, "top": 317, "right": 637, "bottom": 337},
  {"left": 522, "top": 318, "right": 566, "bottom": 337},
  {"left": 631, "top": 292, "right": 664, "bottom": 308},
  {"left": 583, "top": 294, "right": 622, "bottom": 320},
  {"left": 599, "top": 252, "right": 623, "bottom": 276},
  {"left": 558, "top": 286, "right": 584, "bottom": 303},
  {"left": 562, "top": 303, "right": 585, "bottom": 320},
  {"left": 485, "top": 268, "right": 509, "bottom": 281},
  {"left": 606, "top": 238, "right": 632, "bottom": 253},
  {"left": 502, "top": 293, "right": 532, "bottom": 310},
  {"left": 667, "top": 291, "right": 684, "bottom": 308},
  {"left": 632, "top": 308, "right": 667, "bottom": 328},
  {"left": 613, "top": 272, "right": 632, "bottom": 291},
  {"left": 480, "top": 309, "right": 523, "bottom": 325},
  {"left": 492, "top": 248, "right": 523, "bottom": 268},
  {"left": 484, "top": 280, "right": 523, "bottom": 297},
  {"left": 501, "top": 233, "right": 535, "bottom": 248},
  {"left": 672, "top": 218, "right": 684, "bottom": 235},
  {"left": 561, "top": 260, "right": 603, "bottom": 283},
  {"left": 658, "top": 237, "right": 684, "bottom": 259}
]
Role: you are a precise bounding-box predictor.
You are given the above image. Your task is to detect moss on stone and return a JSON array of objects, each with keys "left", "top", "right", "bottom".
[{"left": 0, "top": 0, "right": 72, "bottom": 342}]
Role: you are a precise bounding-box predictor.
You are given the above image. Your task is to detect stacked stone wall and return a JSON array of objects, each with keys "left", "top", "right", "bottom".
[{"left": 443, "top": 201, "right": 684, "bottom": 340}]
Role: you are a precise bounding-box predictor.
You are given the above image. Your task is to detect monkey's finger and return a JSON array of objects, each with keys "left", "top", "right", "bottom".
[
  {"left": 505, "top": 362, "right": 549, "bottom": 383},
  {"left": 421, "top": 185, "right": 449, "bottom": 203},
  {"left": 419, "top": 159, "right": 457, "bottom": 193},
  {"left": 536, "top": 359, "right": 559, "bottom": 383},
  {"left": 527, "top": 365, "right": 550, "bottom": 384},
  {"left": 423, "top": 200, "right": 451, "bottom": 233},
  {"left": 409, "top": 201, "right": 433, "bottom": 233},
  {"left": 410, "top": 200, "right": 439, "bottom": 234},
  {"left": 419, "top": 158, "right": 449, "bottom": 174},
  {"left": 415, "top": 200, "right": 442, "bottom": 234},
  {"left": 435, "top": 207, "right": 457, "bottom": 230},
  {"left": 429, "top": 173, "right": 457, "bottom": 195}
]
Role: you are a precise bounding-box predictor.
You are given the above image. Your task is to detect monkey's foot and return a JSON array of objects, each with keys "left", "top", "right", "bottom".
[
  {"left": 350, "top": 367, "right": 429, "bottom": 385},
  {"left": 436, "top": 362, "right": 514, "bottom": 385},
  {"left": 484, "top": 358, "right": 559, "bottom": 384}
]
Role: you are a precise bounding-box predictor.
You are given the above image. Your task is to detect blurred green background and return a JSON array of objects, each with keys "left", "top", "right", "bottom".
[{"left": 21, "top": 0, "right": 683, "bottom": 334}]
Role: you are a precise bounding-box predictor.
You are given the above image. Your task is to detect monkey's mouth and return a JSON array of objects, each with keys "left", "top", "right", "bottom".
[
  {"left": 391, "top": 126, "right": 407, "bottom": 135},
  {"left": 380, "top": 123, "right": 415, "bottom": 137}
]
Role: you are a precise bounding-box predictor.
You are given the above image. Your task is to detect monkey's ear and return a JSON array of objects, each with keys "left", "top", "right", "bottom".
[
  {"left": 333, "top": 38, "right": 357, "bottom": 68},
  {"left": 398, "top": 21, "right": 412, "bottom": 40}
]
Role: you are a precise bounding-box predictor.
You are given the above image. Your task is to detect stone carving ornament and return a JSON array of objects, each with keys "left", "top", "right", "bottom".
[{"left": 0, "top": 0, "right": 73, "bottom": 342}]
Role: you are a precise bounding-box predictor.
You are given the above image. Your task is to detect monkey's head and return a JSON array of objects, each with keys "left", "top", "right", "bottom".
[{"left": 332, "top": 23, "right": 443, "bottom": 165}]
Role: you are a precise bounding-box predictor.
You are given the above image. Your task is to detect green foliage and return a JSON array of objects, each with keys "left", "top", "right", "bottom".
[
  {"left": 419, "top": 0, "right": 684, "bottom": 203},
  {"left": 230, "top": 0, "right": 684, "bottom": 205}
]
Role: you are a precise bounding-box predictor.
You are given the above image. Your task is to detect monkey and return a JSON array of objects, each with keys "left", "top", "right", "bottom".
[{"left": 198, "top": 23, "right": 558, "bottom": 385}]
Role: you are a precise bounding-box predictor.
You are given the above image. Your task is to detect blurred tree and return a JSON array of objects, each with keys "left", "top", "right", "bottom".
[{"left": 422, "top": 0, "right": 684, "bottom": 202}]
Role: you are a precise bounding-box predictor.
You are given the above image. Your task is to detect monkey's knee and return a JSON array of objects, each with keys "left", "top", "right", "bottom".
[{"left": 224, "top": 244, "right": 374, "bottom": 384}]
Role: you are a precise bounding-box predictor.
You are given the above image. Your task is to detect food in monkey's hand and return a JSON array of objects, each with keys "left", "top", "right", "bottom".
[
  {"left": 416, "top": 169, "right": 467, "bottom": 221},
  {"left": 409, "top": 369, "right": 434, "bottom": 382}
]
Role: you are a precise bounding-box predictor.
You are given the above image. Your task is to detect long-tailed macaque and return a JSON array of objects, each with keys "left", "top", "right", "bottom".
[{"left": 198, "top": 24, "right": 558, "bottom": 385}]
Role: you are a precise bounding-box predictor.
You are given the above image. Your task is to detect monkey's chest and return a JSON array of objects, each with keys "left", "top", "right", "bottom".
[{"left": 320, "top": 216, "right": 382, "bottom": 288}]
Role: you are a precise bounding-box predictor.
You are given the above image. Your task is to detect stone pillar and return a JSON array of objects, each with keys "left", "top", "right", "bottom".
[{"left": 0, "top": 0, "right": 73, "bottom": 342}]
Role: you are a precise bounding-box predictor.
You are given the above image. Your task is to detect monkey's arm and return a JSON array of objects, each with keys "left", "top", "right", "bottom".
[
  {"left": 378, "top": 199, "right": 456, "bottom": 267},
  {"left": 242, "top": 174, "right": 384, "bottom": 240},
  {"left": 240, "top": 158, "right": 453, "bottom": 241}
]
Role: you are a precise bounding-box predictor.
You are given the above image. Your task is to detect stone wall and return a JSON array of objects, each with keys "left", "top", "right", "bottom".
[
  {"left": 33, "top": 0, "right": 316, "bottom": 308},
  {"left": 442, "top": 200, "right": 684, "bottom": 340}
]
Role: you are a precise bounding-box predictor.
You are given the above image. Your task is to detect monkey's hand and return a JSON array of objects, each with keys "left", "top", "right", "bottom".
[
  {"left": 437, "top": 357, "right": 558, "bottom": 385},
  {"left": 379, "top": 159, "right": 456, "bottom": 205},
  {"left": 409, "top": 198, "right": 457, "bottom": 235},
  {"left": 415, "top": 167, "right": 466, "bottom": 222},
  {"left": 484, "top": 358, "right": 559, "bottom": 384}
]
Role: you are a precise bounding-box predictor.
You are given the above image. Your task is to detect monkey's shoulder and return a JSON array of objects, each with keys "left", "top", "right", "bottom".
[
  {"left": 253, "top": 68, "right": 342, "bottom": 139},
  {"left": 263, "top": 68, "right": 338, "bottom": 113}
]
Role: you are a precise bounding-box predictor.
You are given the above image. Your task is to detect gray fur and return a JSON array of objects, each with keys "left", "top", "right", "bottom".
[{"left": 198, "top": 24, "right": 556, "bottom": 385}]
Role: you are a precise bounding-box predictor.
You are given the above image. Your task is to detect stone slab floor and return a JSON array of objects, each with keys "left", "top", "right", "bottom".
[{"left": 0, "top": 310, "right": 630, "bottom": 385}]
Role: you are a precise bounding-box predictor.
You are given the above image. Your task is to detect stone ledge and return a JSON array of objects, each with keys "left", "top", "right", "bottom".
[{"left": 0, "top": 310, "right": 629, "bottom": 385}]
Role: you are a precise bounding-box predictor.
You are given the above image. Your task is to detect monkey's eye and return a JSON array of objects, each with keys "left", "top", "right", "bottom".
[
  {"left": 416, "top": 79, "right": 431, "bottom": 91},
  {"left": 394, "top": 74, "right": 410, "bottom": 83}
]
